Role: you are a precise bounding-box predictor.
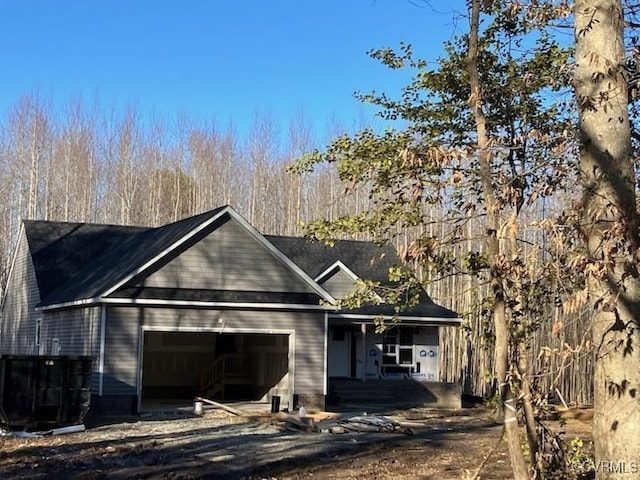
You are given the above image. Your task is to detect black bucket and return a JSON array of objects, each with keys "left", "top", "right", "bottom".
[{"left": 0, "top": 355, "right": 92, "bottom": 430}]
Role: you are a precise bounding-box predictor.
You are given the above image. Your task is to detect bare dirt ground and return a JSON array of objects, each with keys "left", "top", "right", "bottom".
[{"left": 0, "top": 406, "right": 592, "bottom": 480}]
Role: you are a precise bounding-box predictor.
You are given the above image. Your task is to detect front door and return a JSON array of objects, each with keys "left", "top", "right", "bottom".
[{"left": 328, "top": 327, "right": 350, "bottom": 377}]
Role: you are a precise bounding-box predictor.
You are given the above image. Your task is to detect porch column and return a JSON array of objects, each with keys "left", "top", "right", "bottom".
[{"left": 361, "top": 323, "right": 366, "bottom": 383}]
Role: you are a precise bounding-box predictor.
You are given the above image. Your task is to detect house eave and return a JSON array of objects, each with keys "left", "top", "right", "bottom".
[
  {"left": 329, "top": 312, "right": 462, "bottom": 326},
  {"left": 38, "top": 297, "right": 337, "bottom": 312}
]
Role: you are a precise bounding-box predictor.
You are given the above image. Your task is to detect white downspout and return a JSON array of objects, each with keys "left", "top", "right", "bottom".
[{"left": 323, "top": 314, "right": 328, "bottom": 396}]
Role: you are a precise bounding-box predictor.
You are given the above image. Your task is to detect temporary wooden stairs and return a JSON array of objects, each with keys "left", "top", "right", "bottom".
[{"left": 200, "top": 354, "right": 251, "bottom": 399}]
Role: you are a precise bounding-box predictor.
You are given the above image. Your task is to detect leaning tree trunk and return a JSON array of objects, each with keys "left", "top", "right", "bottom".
[
  {"left": 467, "top": 1, "right": 529, "bottom": 478},
  {"left": 574, "top": 1, "right": 640, "bottom": 478}
]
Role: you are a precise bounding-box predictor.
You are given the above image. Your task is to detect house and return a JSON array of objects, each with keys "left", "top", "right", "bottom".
[{"left": 0, "top": 206, "right": 461, "bottom": 414}]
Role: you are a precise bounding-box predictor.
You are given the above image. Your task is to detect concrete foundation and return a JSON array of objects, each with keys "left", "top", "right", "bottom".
[
  {"left": 89, "top": 394, "right": 138, "bottom": 415},
  {"left": 329, "top": 379, "right": 462, "bottom": 410},
  {"left": 294, "top": 393, "right": 326, "bottom": 412}
]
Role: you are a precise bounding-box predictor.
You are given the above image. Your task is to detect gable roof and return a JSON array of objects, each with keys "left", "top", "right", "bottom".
[
  {"left": 19, "top": 206, "right": 458, "bottom": 322},
  {"left": 266, "top": 236, "right": 459, "bottom": 321},
  {"left": 314, "top": 260, "right": 361, "bottom": 285},
  {"left": 265, "top": 236, "right": 397, "bottom": 283},
  {"left": 25, "top": 206, "right": 335, "bottom": 309}
]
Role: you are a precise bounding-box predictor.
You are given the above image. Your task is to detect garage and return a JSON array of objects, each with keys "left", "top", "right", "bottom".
[{"left": 141, "top": 331, "right": 291, "bottom": 405}]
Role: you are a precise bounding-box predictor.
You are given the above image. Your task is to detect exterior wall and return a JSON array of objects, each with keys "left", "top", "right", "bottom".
[
  {"left": 0, "top": 228, "right": 42, "bottom": 355},
  {"left": 138, "top": 219, "right": 318, "bottom": 294},
  {"left": 40, "top": 306, "right": 102, "bottom": 393},
  {"left": 40, "top": 307, "right": 102, "bottom": 356},
  {"left": 103, "top": 306, "right": 326, "bottom": 410}
]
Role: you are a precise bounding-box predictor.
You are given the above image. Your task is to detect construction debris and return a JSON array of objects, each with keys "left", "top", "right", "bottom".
[
  {"left": 38, "top": 424, "right": 86, "bottom": 436},
  {"left": 274, "top": 411, "right": 318, "bottom": 432},
  {"left": 0, "top": 424, "right": 85, "bottom": 437},
  {"left": 335, "top": 415, "right": 414, "bottom": 434},
  {"left": 272, "top": 412, "right": 415, "bottom": 435}
]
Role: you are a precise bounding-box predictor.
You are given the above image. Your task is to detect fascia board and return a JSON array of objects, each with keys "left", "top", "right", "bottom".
[
  {"left": 314, "top": 260, "right": 360, "bottom": 284},
  {"left": 38, "top": 297, "right": 338, "bottom": 312},
  {"left": 329, "top": 312, "right": 463, "bottom": 325}
]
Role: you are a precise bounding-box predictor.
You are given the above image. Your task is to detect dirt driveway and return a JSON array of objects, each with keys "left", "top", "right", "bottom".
[{"left": 0, "top": 407, "right": 590, "bottom": 479}]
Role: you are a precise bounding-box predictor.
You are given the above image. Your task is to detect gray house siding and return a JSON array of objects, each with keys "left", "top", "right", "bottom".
[
  {"left": 40, "top": 307, "right": 101, "bottom": 356},
  {"left": 320, "top": 269, "right": 358, "bottom": 300},
  {"left": 41, "top": 307, "right": 102, "bottom": 393},
  {"left": 0, "top": 228, "right": 42, "bottom": 355},
  {"left": 103, "top": 306, "right": 326, "bottom": 400},
  {"left": 137, "top": 219, "right": 319, "bottom": 294}
]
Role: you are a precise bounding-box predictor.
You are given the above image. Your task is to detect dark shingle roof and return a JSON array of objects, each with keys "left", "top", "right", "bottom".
[
  {"left": 23, "top": 206, "right": 459, "bottom": 320},
  {"left": 266, "top": 236, "right": 458, "bottom": 320},
  {"left": 265, "top": 236, "right": 397, "bottom": 282},
  {"left": 26, "top": 207, "right": 227, "bottom": 305},
  {"left": 25, "top": 221, "right": 145, "bottom": 303}
]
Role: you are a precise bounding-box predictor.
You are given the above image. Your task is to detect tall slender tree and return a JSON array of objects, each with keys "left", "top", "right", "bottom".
[{"left": 574, "top": 0, "right": 640, "bottom": 477}]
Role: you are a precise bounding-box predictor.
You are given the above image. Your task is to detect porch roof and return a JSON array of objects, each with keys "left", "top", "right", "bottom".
[{"left": 266, "top": 235, "right": 461, "bottom": 324}]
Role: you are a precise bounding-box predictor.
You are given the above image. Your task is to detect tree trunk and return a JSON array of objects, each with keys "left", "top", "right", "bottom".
[
  {"left": 466, "top": 1, "right": 529, "bottom": 478},
  {"left": 574, "top": 1, "right": 640, "bottom": 478}
]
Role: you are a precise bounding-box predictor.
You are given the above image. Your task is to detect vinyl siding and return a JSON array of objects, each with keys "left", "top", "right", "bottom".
[
  {"left": 103, "top": 306, "right": 326, "bottom": 396},
  {"left": 0, "top": 227, "right": 42, "bottom": 355},
  {"left": 41, "top": 307, "right": 102, "bottom": 392},
  {"left": 320, "top": 269, "right": 358, "bottom": 300},
  {"left": 137, "top": 218, "right": 317, "bottom": 294}
]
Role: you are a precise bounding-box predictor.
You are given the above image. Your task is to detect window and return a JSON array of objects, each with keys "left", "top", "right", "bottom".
[
  {"left": 382, "top": 331, "right": 397, "bottom": 365},
  {"left": 399, "top": 348, "right": 413, "bottom": 365},
  {"left": 35, "top": 318, "right": 41, "bottom": 348},
  {"left": 382, "top": 328, "right": 414, "bottom": 366}
]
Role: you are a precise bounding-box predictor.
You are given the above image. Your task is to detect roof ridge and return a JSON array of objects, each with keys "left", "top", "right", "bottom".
[
  {"left": 265, "top": 234, "right": 390, "bottom": 246},
  {"left": 23, "top": 218, "right": 151, "bottom": 231}
]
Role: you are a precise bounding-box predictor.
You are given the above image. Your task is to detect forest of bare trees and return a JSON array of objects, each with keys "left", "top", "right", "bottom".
[{"left": 0, "top": 91, "right": 591, "bottom": 407}]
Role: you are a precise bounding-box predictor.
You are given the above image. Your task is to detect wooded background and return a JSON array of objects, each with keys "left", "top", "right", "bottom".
[{"left": 0, "top": 92, "right": 592, "bottom": 404}]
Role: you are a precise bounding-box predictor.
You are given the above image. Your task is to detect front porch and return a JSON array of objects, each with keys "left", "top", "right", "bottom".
[
  {"left": 327, "top": 323, "right": 460, "bottom": 410},
  {"left": 328, "top": 324, "right": 440, "bottom": 381},
  {"left": 328, "top": 377, "right": 462, "bottom": 410}
]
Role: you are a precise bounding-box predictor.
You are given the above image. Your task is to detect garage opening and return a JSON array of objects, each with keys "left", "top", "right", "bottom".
[{"left": 141, "top": 331, "right": 290, "bottom": 405}]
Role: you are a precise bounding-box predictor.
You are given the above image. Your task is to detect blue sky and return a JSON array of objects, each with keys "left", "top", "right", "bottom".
[{"left": 1, "top": 1, "right": 468, "bottom": 138}]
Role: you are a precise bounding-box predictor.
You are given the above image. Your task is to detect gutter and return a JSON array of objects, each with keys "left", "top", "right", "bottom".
[{"left": 38, "top": 297, "right": 338, "bottom": 312}]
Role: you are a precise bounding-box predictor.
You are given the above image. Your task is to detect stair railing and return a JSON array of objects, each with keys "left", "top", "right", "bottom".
[{"left": 200, "top": 354, "right": 247, "bottom": 396}]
